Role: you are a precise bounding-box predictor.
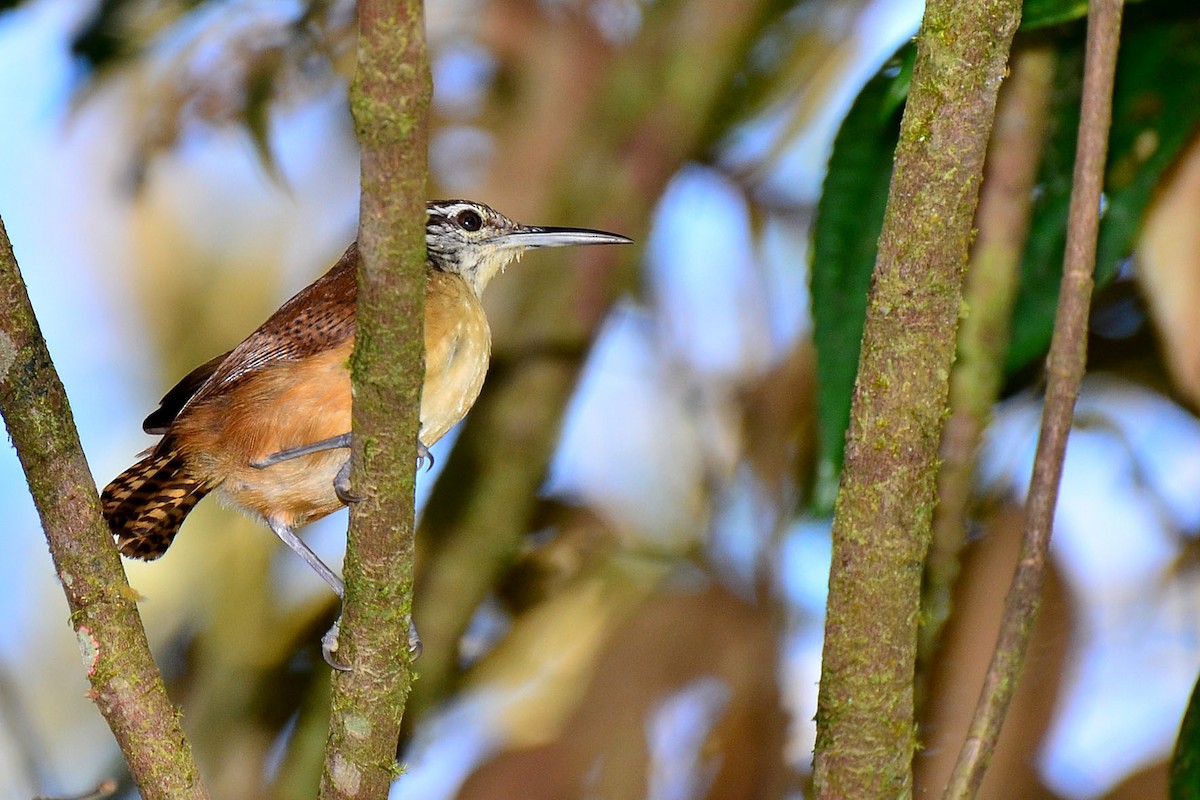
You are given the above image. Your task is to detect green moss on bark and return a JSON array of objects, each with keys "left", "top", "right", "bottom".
[
  {"left": 318, "top": 1, "right": 431, "bottom": 798},
  {"left": 812, "top": 1, "right": 1021, "bottom": 797},
  {"left": 0, "top": 218, "right": 209, "bottom": 798}
]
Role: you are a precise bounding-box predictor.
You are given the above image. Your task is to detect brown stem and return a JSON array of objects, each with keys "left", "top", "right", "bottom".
[
  {"left": 811, "top": 1, "right": 1021, "bottom": 796},
  {"left": 318, "top": 0, "right": 431, "bottom": 796},
  {"left": 0, "top": 218, "right": 208, "bottom": 799},
  {"left": 942, "top": 2, "right": 1125, "bottom": 797},
  {"left": 35, "top": 781, "right": 119, "bottom": 800},
  {"left": 919, "top": 43, "right": 1057, "bottom": 695}
]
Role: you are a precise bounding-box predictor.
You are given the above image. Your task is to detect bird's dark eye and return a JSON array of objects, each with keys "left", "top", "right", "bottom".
[{"left": 457, "top": 210, "right": 483, "bottom": 231}]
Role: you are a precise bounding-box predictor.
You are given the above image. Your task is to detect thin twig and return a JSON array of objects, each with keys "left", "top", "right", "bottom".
[
  {"left": 0, "top": 219, "right": 208, "bottom": 799},
  {"left": 35, "top": 780, "right": 119, "bottom": 800},
  {"left": 919, "top": 44, "right": 1056, "bottom": 696},
  {"left": 942, "top": 2, "right": 1125, "bottom": 797}
]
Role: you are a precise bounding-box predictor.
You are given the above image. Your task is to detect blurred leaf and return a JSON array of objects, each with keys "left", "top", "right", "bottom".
[
  {"left": 811, "top": 8, "right": 1200, "bottom": 501},
  {"left": 70, "top": 0, "right": 204, "bottom": 69},
  {"left": 1020, "top": 0, "right": 1152, "bottom": 29},
  {"left": 1172, "top": 668, "right": 1200, "bottom": 799},
  {"left": 68, "top": 0, "right": 321, "bottom": 72},
  {"left": 1020, "top": 0, "right": 1090, "bottom": 29},
  {"left": 809, "top": 48, "right": 907, "bottom": 511},
  {"left": 714, "top": 0, "right": 861, "bottom": 138},
  {"left": 1008, "top": 10, "right": 1200, "bottom": 371},
  {"left": 71, "top": 0, "right": 136, "bottom": 67},
  {"left": 879, "top": 46, "right": 916, "bottom": 119},
  {"left": 734, "top": 0, "right": 911, "bottom": 175},
  {"left": 243, "top": 52, "right": 284, "bottom": 183}
]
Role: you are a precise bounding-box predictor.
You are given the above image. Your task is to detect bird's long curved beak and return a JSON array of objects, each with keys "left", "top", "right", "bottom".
[{"left": 494, "top": 225, "right": 633, "bottom": 250}]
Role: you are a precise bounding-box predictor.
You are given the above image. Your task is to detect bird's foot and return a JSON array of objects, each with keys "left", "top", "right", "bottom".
[
  {"left": 251, "top": 433, "right": 352, "bottom": 469},
  {"left": 322, "top": 616, "right": 350, "bottom": 671},
  {"left": 334, "top": 458, "right": 361, "bottom": 504},
  {"left": 320, "top": 616, "right": 420, "bottom": 670},
  {"left": 408, "top": 619, "right": 423, "bottom": 660},
  {"left": 417, "top": 440, "right": 434, "bottom": 472}
]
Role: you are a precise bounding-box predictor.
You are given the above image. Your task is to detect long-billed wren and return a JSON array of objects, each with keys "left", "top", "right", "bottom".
[{"left": 102, "top": 199, "right": 630, "bottom": 612}]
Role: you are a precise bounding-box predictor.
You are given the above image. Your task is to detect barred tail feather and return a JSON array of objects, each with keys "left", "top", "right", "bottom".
[{"left": 101, "top": 452, "right": 209, "bottom": 559}]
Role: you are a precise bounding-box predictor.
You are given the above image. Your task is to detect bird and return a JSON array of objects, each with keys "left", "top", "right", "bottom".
[{"left": 101, "top": 199, "right": 631, "bottom": 659}]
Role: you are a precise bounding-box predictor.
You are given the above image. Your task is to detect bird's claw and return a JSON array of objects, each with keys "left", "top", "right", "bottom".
[
  {"left": 334, "top": 459, "right": 362, "bottom": 504},
  {"left": 320, "top": 617, "right": 420, "bottom": 669},
  {"left": 322, "top": 617, "right": 351, "bottom": 671},
  {"left": 417, "top": 440, "right": 434, "bottom": 472},
  {"left": 334, "top": 483, "right": 362, "bottom": 504},
  {"left": 408, "top": 619, "right": 423, "bottom": 660}
]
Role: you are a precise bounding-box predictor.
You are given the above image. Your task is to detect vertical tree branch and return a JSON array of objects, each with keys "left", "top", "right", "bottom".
[
  {"left": 319, "top": 0, "right": 431, "bottom": 797},
  {"left": 0, "top": 217, "right": 209, "bottom": 799},
  {"left": 943, "top": 2, "right": 1124, "bottom": 797},
  {"left": 919, "top": 43, "right": 1056, "bottom": 690},
  {"left": 812, "top": 1, "right": 1020, "bottom": 797}
]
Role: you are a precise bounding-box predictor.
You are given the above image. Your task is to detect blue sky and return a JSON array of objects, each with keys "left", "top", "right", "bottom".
[{"left": 4, "top": 2, "right": 1198, "bottom": 798}]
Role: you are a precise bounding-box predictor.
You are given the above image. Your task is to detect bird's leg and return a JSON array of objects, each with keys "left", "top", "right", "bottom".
[
  {"left": 250, "top": 433, "right": 352, "bottom": 469},
  {"left": 267, "top": 518, "right": 350, "bottom": 670},
  {"left": 264, "top": 517, "right": 421, "bottom": 667},
  {"left": 330, "top": 459, "right": 423, "bottom": 659},
  {"left": 267, "top": 518, "right": 344, "bottom": 596},
  {"left": 262, "top": 440, "right": 427, "bottom": 666},
  {"left": 320, "top": 615, "right": 422, "bottom": 667},
  {"left": 251, "top": 433, "right": 362, "bottom": 504},
  {"left": 252, "top": 432, "right": 432, "bottom": 474}
]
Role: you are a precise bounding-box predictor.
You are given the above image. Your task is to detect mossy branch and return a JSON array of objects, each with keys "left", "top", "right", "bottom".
[
  {"left": 0, "top": 217, "right": 208, "bottom": 799},
  {"left": 943, "top": 2, "right": 1125, "bottom": 796},
  {"left": 811, "top": 1, "right": 1020, "bottom": 797},
  {"left": 318, "top": 0, "right": 431, "bottom": 797}
]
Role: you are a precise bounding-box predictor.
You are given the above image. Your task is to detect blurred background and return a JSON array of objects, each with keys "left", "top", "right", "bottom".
[{"left": 1, "top": 0, "right": 1199, "bottom": 798}]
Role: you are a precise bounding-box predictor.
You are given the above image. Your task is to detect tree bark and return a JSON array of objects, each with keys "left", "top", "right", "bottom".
[
  {"left": 319, "top": 0, "right": 431, "bottom": 796},
  {"left": 0, "top": 217, "right": 208, "bottom": 799},
  {"left": 812, "top": 1, "right": 1020, "bottom": 796}
]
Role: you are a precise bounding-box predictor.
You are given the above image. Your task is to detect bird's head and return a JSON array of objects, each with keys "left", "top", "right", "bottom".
[{"left": 425, "top": 200, "right": 632, "bottom": 296}]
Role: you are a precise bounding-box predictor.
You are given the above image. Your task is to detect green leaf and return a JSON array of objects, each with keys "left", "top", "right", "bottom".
[
  {"left": 810, "top": 7, "right": 1200, "bottom": 502},
  {"left": 69, "top": 0, "right": 208, "bottom": 71},
  {"left": 70, "top": 0, "right": 133, "bottom": 69},
  {"left": 809, "top": 48, "right": 908, "bottom": 512},
  {"left": 1008, "top": 11, "right": 1200, "bottom": 371},
  {"left": 1021, "top": 0, "right": 1091, "bottom": 29},
  {"left": 1020, "top": 0, "right": 1152, "bottom": 30},
  {"left": 1172, "top": 668, "right": 1200, "bottom": 798},
  {"left": 880, "top": 46, "right": 917, "bottom": 120}
]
